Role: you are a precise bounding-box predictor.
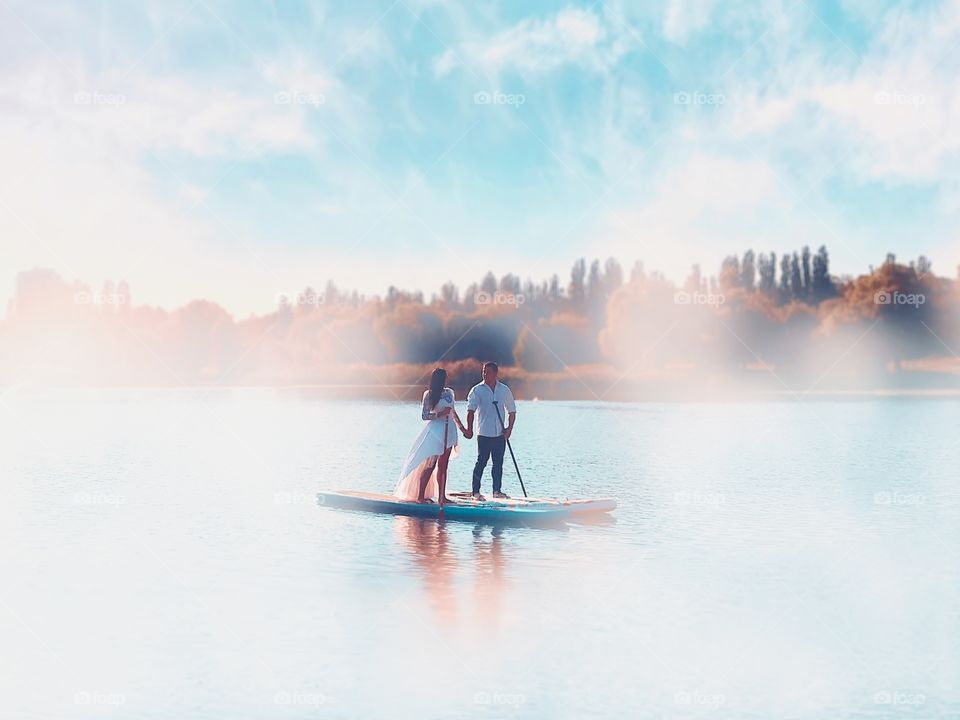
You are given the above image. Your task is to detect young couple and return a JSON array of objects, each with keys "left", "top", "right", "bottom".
[{"left": 394, "top": 362, "right": 517, "bottom": 507}]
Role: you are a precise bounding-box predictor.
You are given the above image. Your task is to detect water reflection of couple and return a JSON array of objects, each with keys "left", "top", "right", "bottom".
[
  {"left": 395, "top": 517, "right": 507, "bottom": 627},
  {"left": 394, "top": 362, "right": 517, "bottom": 506}
]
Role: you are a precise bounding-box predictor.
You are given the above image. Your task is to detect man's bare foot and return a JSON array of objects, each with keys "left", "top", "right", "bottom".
[
  {"left": 493, "top": 491, "right": 509, "bottom": 499},
  {"left": 471, "top": 492, "right": 486, "bottom": 501},
  {"left": 439, "top": 496, "right": 455, "bottom": 506}
]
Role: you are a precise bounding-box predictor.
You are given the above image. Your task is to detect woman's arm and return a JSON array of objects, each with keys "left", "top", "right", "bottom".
[
  {"left": 443, "top": 389, "right": 462, "bottom": 429},
  {"left": 436, "top": 389, "right": 454, "bottom": 418},
  {"left": 422, "top": 391, "right": 453, "bottom": 420},
  {"left": 421, "top": 392, "right": 438, "bottom": 421}
]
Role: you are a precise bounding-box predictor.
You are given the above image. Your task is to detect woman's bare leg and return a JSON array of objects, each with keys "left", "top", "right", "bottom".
[
  {"left": 416, "top": 460, "right": 436, "bottom": 503},
  {"left": 437, "top": 448, "right": 453, "bottom": 506}
]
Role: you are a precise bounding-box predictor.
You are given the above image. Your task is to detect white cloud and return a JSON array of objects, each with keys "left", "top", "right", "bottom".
[
  {"left": 139, "top": 84, "right": 315, "bottom": 157},
  {"left": 731, "top": 95, "right": 801, "bottom": 136},
  {"left": 262, "top": 57, "right": 336, "bottom": 97},
  {"left": 0, "top": 55, "right": 330, "bottom": 314},
  {"left": 0, "top": 116, "right": 220, "bottom": 310},
  {"left": 1, "top": 60, "right": 318, "bottom": 159},
  {"left": 731, "top": 0, "right": 960, "bottom": 184},
  {"left": 663, "top": 0, "right": 720, "bottom": 45},
  {"left": 0, "top": 52, "right": 483, "bottom": 314},
  {"left": 433, "top": 48, "right": 457, "bottom": 76},
  {"left": 592, "top": 153, "right": 787, "bottom": 279},
  {"left": 433, "top": 7, "right": 621, "bottom": 77}
]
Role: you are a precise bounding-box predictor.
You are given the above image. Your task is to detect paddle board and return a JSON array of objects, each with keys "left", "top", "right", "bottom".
[{"left": 317, "top": 490, "right": 616, "bottom": 523}]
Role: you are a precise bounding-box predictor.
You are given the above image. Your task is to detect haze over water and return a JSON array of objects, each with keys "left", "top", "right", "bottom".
[{"left": 2, "top": 389, "right": 957, "bottom": 719}]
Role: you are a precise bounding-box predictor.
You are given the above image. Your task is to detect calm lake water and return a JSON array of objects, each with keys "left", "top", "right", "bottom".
[{"left": 1, "top": 390, "right": 958, "bottom": 719}]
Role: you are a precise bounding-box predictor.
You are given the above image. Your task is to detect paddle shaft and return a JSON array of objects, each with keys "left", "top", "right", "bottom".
[{"left": 492, "top": 400, "right": 527, "bottom": 498}]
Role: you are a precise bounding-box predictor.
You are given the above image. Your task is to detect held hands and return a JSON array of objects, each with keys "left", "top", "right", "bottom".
[{"left": 452, "top": 409, "right": 473, "bottom": 439}]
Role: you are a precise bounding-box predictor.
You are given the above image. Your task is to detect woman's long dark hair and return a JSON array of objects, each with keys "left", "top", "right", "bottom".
[{"left": 428, "top": 367, "right": 447, "bottom": 409}]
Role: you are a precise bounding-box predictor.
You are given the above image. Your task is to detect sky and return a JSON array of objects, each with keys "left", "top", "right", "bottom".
[{"left": 1, "top": 0, "right": 958, "bottom": 316}]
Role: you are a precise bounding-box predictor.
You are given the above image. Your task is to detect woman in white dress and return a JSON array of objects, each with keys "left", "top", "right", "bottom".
[{"left": 394, "top": 368, "right": 469, "bottom": 506}]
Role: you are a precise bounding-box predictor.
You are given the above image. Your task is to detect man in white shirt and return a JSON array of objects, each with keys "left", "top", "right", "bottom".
[{"left": 464, "top": 361, "right": 517, "bottom": 500}]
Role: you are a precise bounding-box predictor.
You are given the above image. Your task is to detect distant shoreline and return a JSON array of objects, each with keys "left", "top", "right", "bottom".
[{"left": 4, "top": 384, "right": 960, "bottom": 401}]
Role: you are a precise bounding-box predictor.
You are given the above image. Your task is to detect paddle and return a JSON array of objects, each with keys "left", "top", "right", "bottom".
[{"left": 492, "top": 399, "right": 527, "bottom": 498}]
